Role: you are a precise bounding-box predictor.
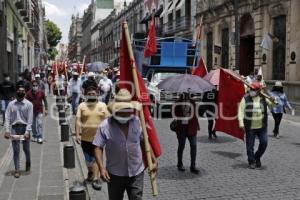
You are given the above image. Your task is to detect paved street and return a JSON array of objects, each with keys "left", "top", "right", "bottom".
[
  {"left": 0, "top": 97, "right": 300, "bottom": 200},
  {"left": 140, "top": 116, "right": 300, "bottom": 200}
]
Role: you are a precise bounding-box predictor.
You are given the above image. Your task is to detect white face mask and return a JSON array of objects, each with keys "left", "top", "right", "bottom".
[
  {"left": 5, "top": 77, "right": 10, "bottom": 81},
  {"left": 33, "top": 86, "right": 38, "bottom": 91},
  {"left": 103, "top": 76, "right": 108, "bottom": 80},
  {"left": 249, "top": 91, "right": 257, "bottom": 97},
  {"left": 115, "top": 115, "right": 134, "bottom": 124}
]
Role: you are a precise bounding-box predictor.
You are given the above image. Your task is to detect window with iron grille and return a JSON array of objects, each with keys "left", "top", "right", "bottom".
[
  {"left": 221, "top": 28, "right": 229, "bottom": 68},
  {"left": 273, "top": 15, "right": 286, "bottom": 80},
  {"left": 207, "top": 31, "right": 213, "bottom": 70}
]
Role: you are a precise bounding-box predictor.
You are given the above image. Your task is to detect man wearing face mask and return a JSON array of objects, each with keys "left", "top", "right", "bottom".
[
  {"left": 82, "top": 72, "right": 98, "bottom": 95},
  {"left": 35, "top": 74, "right": 46, "bottom": 94},
  {"left": 99, "top": 71, "right": 113, "bottom": 104},
  {"left": 26, "top": 80, "right": 48, "bottom": 144},
  {"left": 4, "top": 84, "right": 33, "bottom": 178},
  {"left": 68, "top": 72, "right": 82, "bottom": 115},
  {"left": 75, "top": 87, "right": 109, "bottom": 190},
  {"left": 0, "top": 74, "right": 15, "bottom": 125},
  {"left": 93, "top": 88, "right": 157, "bottom": 200},
  {"left": 238, "top": 82, "right": 276, "bottom": 169}
]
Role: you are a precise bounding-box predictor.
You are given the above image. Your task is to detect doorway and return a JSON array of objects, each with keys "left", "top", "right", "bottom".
[{"left": 239, "top": 14, "right": 255, "bottom": 76}]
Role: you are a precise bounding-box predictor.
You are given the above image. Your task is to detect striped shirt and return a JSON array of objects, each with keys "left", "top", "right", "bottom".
[
  {"left": 93, "top": 117, "right": 145, "bottom": 177},
  {"left": 5, "top": 99, "right": 33, "bottom": 133}
]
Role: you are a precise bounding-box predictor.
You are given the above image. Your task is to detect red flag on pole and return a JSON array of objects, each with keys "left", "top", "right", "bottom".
[
  {"left": 120, "top": 23, "right": 162, "bottom": 158},
  {"left": 214, "top": 69, "right": 245, "bottom": 140},
  {"left": 144, "top": 16, "right": 157, "bottom": 58},
  {"left": 192, "top": 57, "right": 208, "bottom": 77}
]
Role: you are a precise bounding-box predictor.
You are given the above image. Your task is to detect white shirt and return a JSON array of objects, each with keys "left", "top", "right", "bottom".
[
  {"left": 67, "top": 78, "right": 81, "bottom": 96},
  {"left": 55, "top": 75, "right": 65, "bottom": 90},
  {"left": 99, "top": 78, "right": 113, "bottom": 93}
]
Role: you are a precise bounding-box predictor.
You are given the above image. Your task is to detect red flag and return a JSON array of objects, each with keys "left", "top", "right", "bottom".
[
  {"left": 192, "top": 57, "right": 207, "bottom": 77},
  {"left": 120, "top": 23, "right": 162, "bottom": 158},
  {"left": 214, "top": 69, "right": 245, "bottom": 140},
  {"left": 144, "top": 16, "right": 157, "bottom": 58}
]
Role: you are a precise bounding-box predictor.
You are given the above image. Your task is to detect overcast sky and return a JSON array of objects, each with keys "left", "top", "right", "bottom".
[{"left": 44, "top": 0, "right": 133, "bottom": 44}]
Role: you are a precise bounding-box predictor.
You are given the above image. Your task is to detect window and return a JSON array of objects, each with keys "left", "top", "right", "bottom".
[
  {"left": 206, "top": 31, "right": 213, "bottom": 70},
  {"left": 273, "top": 15, "right": 286, "bottom": 80},
  {"left": 221, "top": 28, "right": 229, "bottom": 68}
]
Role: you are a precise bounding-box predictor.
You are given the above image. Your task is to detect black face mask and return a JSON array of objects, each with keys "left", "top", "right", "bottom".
[
  {"left": 86, "top": 96, "right": 98, "bottom": 103},
  {"left": 74, "top": 76, "right": 78, "bottom": 80},
  {"left": 16, "top": 92, "right": 25, "bottom": 101}
]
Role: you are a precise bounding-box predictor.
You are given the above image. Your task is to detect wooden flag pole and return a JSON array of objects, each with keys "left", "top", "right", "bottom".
[
  {"left": 123, "top": 22, "right": 159, "bottom": 196},
  {"left": 80, "top": 55, "right": 86, "bottom": 77}
]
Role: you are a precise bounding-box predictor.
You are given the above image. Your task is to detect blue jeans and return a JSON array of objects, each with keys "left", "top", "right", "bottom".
[
  {"left": 177, "top": 126, "right": 197, "bottom": 168},
  {"left": 32, "top": 113, "right": 44, "bottom": 139},
  {"left": 71, "top": 92, "right": 80, "bottom": 114},
  {"left": 245, "top": 128, "right": 268, "bottom": 164},
  {"left": 11, "top": 125, "right": 31, "bottom": 171}
]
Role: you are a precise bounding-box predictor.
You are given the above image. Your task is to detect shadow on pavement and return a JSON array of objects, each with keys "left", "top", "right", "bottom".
[
  {"left": 5, "top": 170, "right": 31, "bottom": 176},
  {"left": 211, "top": 151, "right": 242, "bottom": 159},
  {"left": 231, "top": 163, "right": 267, "bottom": 170},
  {"left": 197, "top": 135, "right": 237, "bottom": 144},
  {"left": 157, "top": 166, "right": 207, "bottom": 180},
  {"left": 291, "top": 142, "right": 300, "bottom": 147}
]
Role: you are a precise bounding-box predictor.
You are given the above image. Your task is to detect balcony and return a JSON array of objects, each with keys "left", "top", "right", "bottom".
[
  {"left": 15, "top": 0, "right": 24, "bottom": 9},
  {"left": 163, "top": 16, "right": 191, "bottom": 35}
]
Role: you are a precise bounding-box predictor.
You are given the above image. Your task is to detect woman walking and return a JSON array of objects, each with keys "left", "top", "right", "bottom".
[{"left": 270, "top": 81, "right": 294, "bottom": 139}]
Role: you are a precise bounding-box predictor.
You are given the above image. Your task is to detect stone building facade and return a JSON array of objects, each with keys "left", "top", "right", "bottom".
[
  {"left": 68, "top": 14, "right": 83, "bottom": 62},
  {"left": 81, "top": 3, "right": 93, "bottom": 63},
  {"left": 196, "top": 0, "right": 300, "bottom": 103}
]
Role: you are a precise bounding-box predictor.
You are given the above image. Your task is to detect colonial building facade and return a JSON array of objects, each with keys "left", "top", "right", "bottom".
[
  {"left": 197, "top": 0, "right": 300, "bottom": 103},
  {"left": 68, "top": 14, "right": 83, "bottom": 62}
]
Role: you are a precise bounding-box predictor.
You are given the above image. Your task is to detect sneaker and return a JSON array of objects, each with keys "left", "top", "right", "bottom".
[
  {"left": 212, "top": 133, "right": 218, "bottom": 139},
  {"left": 276, "top": 135, "right": 280, "bottom": 139},
  {"left": 255, "top": 159, "right": 262, "bottom": 168},
  {"left": 37, "top": 138, "right": 43, "bottom": 144},
  {"left": 177, "top": 165, "right": 186, "bottom": 172},
  {"left": 31, "top": 138, "right": 37, "bottom": 142},
  {"left": 190, "top": 167, "right": 200, "bottom": 174},
  {"left": 86, "top": 171, "right": 94, "bottom": 182},
  {"left": 248, "top": 162, "right": 256, "bottom": 169},
  {"left": 92, "top": 180, "right": 102, "bottom": 190},
  {"left": 14, "top": 171, "right": 20, "bottom": 178},
  {"left": 26, "top": 162, "right": 31, "bottom": 172}
]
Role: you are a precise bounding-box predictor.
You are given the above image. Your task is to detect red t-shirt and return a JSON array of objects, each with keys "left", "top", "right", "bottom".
[{"left": 26, "top": 90, "right": 45, "bottom": 115}]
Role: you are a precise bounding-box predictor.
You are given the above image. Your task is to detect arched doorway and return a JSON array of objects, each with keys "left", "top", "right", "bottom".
[{"left": 239, "top": 14, "right": 255, "bottom": 76}]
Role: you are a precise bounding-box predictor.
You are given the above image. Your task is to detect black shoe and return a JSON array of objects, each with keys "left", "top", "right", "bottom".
[
  {"left": 208, "top": 135, "right": 213, "bottom": 140},
  {"left": 255, "top": 159, "right": 262, "bottom": 168},
  {"left": 248, "top": 162, "right": 256, "bottom": 169},
  {"left": 86, "top": 171, "right": 94, "bottom": 182},
  {"left": 190, "top": 167, "right": 200, "bottom": 174},
  {"left": 92, "top": 180, "right": 102, "bottom": 190},
  {"left": 177, "top": 165, "right": 186, "bottom": 172},
  {"left": 26, "top": 162, "right": 31, "bottom": 172}
]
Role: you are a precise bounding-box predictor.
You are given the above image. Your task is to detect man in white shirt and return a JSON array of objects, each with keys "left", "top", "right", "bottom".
[
  {"left": 55, "top": 70, "right": 66, "bottom": 96},
  {"left": 99, "top": 72, "right": 113, "bottom": 104},
  {"left": 68, "top": 72, "right": 81, "bottom": 115}
]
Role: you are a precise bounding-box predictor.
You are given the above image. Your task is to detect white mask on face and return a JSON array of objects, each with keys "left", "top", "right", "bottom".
[
  {"left": 5, "top": 77, "right": 10, "bottom": 81},
  {"left": 115, "top": 115, "right": 134, "bottom": 124},
  {"left": 249, "top": 91, "right": 257, "bottom": 97},
  {"left": 103, "top": 76, "right": 108, "bottom": 81},
  {"left": 33, "top": 86, "right": 38, "bottom": 91}
]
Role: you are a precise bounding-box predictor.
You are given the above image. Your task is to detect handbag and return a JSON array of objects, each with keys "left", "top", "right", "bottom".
[{"left": 170, "top": 120, "right": 178, "bottom": 132}]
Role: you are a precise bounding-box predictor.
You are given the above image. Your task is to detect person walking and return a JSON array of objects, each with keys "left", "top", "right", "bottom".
[
  {"left": 34, "top": 74, "right": 46, "bottom": 94},
  {"left": 270, "top": 81, "right": 294, "bottom": 139},
  {"left": 68, "top": 72, "right": 81, "bottom": 115},
  {"left": 93, "top": 88, "right": 157, "bottom": 200},
  {"left": 4, "top": 84, "right": 33, "bottom": 178},
  {"left": 75, "top": 86, "right": 109, "bottom": 190},
  {"left": 26, "top": 80, "right": 48, "bottom": 144},
  {"left": 99, "top": 71, "right": 113, "bottom": 104},
  {"left": 82, "top": 72, "right": 98, "bottom": 95},
  {"left": 238, "top": 82, "right": 276, "bottom": 169},
  {"left": 0, "top": 74, "right": 15, "bottom": 125},
  {"left": 54, "top": 69, "right": 66, "bottom": 96},
  {"left": 174, "top": 92, "right": 200, "bottom": 174}
]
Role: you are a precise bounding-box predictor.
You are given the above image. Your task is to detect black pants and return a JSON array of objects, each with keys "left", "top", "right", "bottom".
[
  {"left": 272, "top": 112, "right": 283, "bottom": 135},
  {"left": 107, "top": 171, "right": 144, "bottom": 200}
]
